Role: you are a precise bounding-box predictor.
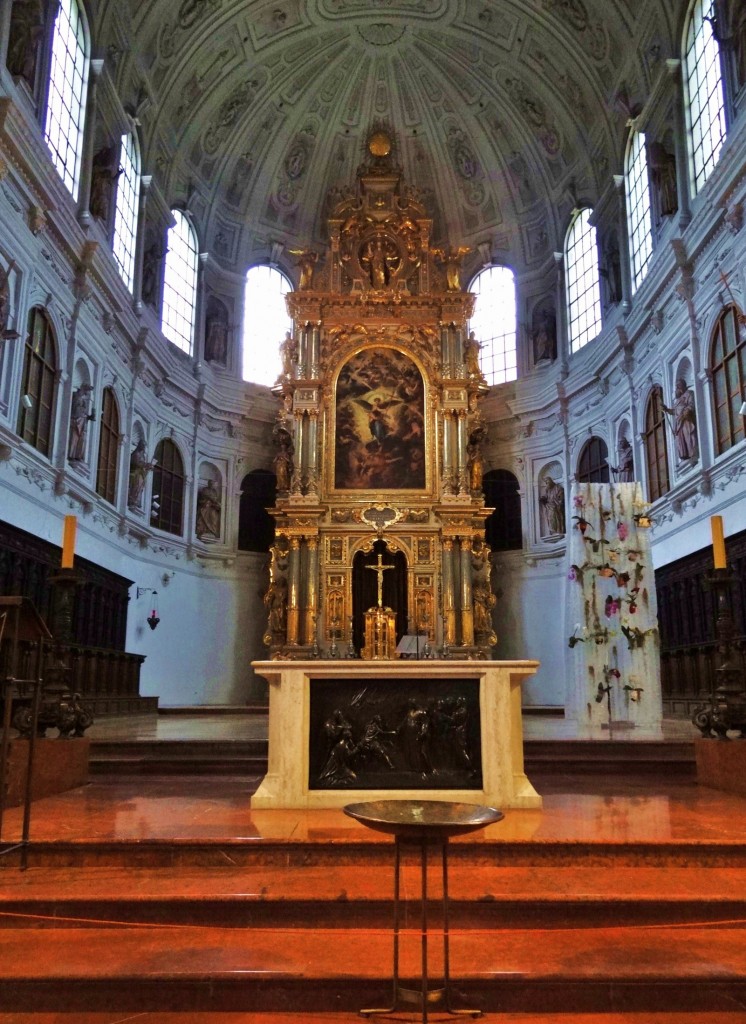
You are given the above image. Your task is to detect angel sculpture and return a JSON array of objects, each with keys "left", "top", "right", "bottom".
[
  {"left": 432, "top": 245, "right": 472, "bottom": 290},
  {"left": 288, "top": 249, "right": 318, "bottom": 290}
]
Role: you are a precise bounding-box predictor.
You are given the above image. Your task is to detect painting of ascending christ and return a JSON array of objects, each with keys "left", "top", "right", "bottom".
[{"left": 334, "top": 348, "right": 426, "bottom": 490}]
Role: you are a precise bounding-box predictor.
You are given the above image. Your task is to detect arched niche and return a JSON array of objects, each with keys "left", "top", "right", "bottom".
[
  {"left": 537, "top": 461, "right": 566, "bottom": 540},
  {"left": 351, "top": 539, "right": 408, "bottom": 654},
  {"left": 238, "top": 469, "right": 276, "bottom": 552},
  {"left": 196, "top": 462, "right": 223, "bottom": 542},
  {"left": 483, "top": 469, "right": 522, "bottom": 551}
]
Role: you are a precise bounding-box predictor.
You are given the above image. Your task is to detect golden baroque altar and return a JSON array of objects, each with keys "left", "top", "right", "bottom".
[{"left": 263, "top": 128, "right": 498, "bottom": 660}]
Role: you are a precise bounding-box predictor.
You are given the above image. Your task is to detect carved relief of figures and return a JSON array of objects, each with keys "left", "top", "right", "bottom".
[
  {"left": 663, "top": 378, "right": 698, "bottom": 463},
  {"left": 610, "top": 437, "right": 634, "bottom": 482},
  {"left": 7, "top": 0, "right": 44, "bottom": 89},
  {"left": 532, "top": 305, "right": 557, "bottom": 363},
  {"left": 204, "top": 296, "right": 229, "bottom": 364},
  {"left": 128, "top": 439, "right": 154, "bottom": 510},
  {"left": 539, "top": 475, "right": 566, "bottom": 537},
  {"left": 195, "top": 480, "right": 221, "bottom": 540},
  {"left": 360, "top": 236, "right": 399, "bottom": 289},
  {"left": 648, "top": 141, "right": 678, "bottom": 220},
  {"left": 90, "top": 145, "right": 122, "bottom": 223},
  {"left": 318, "top": 711, "right": 357, "bottom": 784},
  {"left": 68, "top": 384, "right": 93, "bottom": 462}
]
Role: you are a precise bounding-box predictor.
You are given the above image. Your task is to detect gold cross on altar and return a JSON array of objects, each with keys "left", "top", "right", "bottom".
[{"left": 366, "top": 553, "right": 395, "bottom": 608}]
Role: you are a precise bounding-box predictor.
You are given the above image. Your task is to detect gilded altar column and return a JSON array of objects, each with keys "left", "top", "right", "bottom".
[
  {"left": 304, "top": 536, "right": 319, "bottom": 646},
  {"left": 292, "top": 412, "right": 305, "bottom": 493},
  {"left": 454, "top": 326, "right": 464, "bottom": 376},
  {"left": 442, "top": 411, "right": 454, "bottom": 492},
  {"left": 310, "top": 322, "right": 321, "bottom": 379},
  {"left": 440, "top": 323, "right": 450, "bottom": 374},
  {"left": 287, "top": 537, "right": 302, "bottom": 645},
  {"left": 306, "top": 409, "right": 319, "bottom": 493},
  {"left": 456, "top": 410, "right": 469, "bottom": 494},
  {"left": 459, "top": 536, "right": 474, "bottom": 647},
  {"left": 441, "top": 539, "right": 457, "bottom": 647}
]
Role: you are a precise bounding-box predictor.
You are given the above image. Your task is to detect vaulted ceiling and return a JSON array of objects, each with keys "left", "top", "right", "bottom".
[{"left": 97, "top": 0, "right": 680, "bottom": 274}]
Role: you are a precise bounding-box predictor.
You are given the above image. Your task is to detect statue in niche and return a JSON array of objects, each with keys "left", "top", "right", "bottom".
[
  {"left": 90, "top": 145, "right": 121, "bottom": 223},
  {"left": 648, "top": 141, "right": 678, "bottom": 219},
  {"left": 264, "top": 573, "right": 288, "bottom": 636},
  {"left": 464, "top": 330, "right": 482, "bottom": 377},
  {"left": 539, "top": 476, "right": 566, "bottom": 537},
  {"left": 195, "top": 480, "right": 221, "bottom": 540},
  {"left": 532, "top": 306, "right": 557, "bottom": 363},
  {"left": 610, "top": 437, "right": 634, "bottom": 482},
  {"left": 466, "top": 420, "right": 487, "bottom": 494},
  {"left": 6, "top": 0, "right": 44, "bottom": 88},
  {"left": 67, "top": 384, "right": 94, "bottom": 462},
  {"left": 272, "top": 419, "right": 294, "bottom": 492},
  {"left": 473, "top": 579, "right": 496, "bottom": 637},
  {"left": 278, "top": 330, "right": 298, "bottom": 379},
  {"left": 204, "top": 297, "right": 229, "bottom": 364},
  {"left": 288, "top": 249, "right": 318, "bottom": 290},
  {"left": 662, "top": 379, "right": 698, "bottom": 463},
  {"left": 360, "top": 236, "right": 398, "bottom": 288},
  {"left": 432, "top": 246, "right": 472, "bottom": 291},
  {"left": 128, "top": 440, "right": 154, "bottom": 510},
  {"left": 601, "top": 232, "right": 622, "bottom": 307},
  {"left": 141, "top": 238, "right": 163, "bottom": 307}
]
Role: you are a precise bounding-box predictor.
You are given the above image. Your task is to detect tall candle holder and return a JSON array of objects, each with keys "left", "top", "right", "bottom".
[{"left": 693, "top": 567, "right": 746, "bottom": 738}]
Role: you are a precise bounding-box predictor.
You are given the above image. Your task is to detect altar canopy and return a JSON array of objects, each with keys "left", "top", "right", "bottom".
[
  {"left": 263, "top": 129, "right": 496, "bottom": 659},
  {"left": 564, "top": 483, "right": 663, "bottom": 739}
]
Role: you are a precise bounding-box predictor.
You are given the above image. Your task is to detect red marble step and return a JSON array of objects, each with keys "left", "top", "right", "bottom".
[
  {"left": 1, "top": 864, "right": 745, "bottom": 929},
  {"left": 1, "top": 1016, "right": 744, "bottom": 1024},
  {"left": 1, "top": 922, "right": 746, "bottom": 1013}
]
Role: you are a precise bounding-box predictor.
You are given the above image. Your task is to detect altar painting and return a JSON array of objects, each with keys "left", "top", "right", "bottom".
[{"left": 334, "top": 348, "right": 426, "bottom": 490}]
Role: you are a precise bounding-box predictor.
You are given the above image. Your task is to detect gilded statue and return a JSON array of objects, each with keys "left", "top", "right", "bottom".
[
  {"left": 288, "top": 249, "right": 318, "bottom": 290},
  {"left": 432, "top": 246, "right": 472, "bottom": 290}
]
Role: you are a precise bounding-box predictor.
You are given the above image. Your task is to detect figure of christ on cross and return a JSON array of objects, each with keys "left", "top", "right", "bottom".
[{"left": 366, "top": 553, "right": 395, "bottom": 608}]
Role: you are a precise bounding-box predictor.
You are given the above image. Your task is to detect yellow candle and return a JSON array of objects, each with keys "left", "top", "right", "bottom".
[
  {"left": 711, "top": 515, "right": 726, "bottom": 569},
  {"left": 61, "top": 514, "right": 77, "bottom": 569}
]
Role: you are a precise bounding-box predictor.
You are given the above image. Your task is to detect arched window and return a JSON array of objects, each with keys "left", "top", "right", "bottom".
[
  {"left": 151, "top": 439, "right": 185, "bottom": 536},
  {"left": 162, "top": 210, "right": 199, "bottom": 355},
  {"left": 96, "top": 387, "right": 120, "bottom": 505},
  {"left": 625, "top": 131, "right": 653, "bottom": 293},
  {"left": 683, "top": 0, "right": 727, "bottom": 195},
  {"left": 643, "top": 386, "right": 670, "bottom": 501},
  {"left": 483, "top": 470, "right": 522, "bottom": 551},
  {"left": 711, "top": 305, "right": 746, "bottom": 454},
  {"left": 238, "top": 470, "right": 277, "bottom": 552},
  {"left": 17, "top": 308, "right": 57, "bottom": 457},
  {"left": 112, "top": 132, "right": 141, "bottom": 292},
  {"left": 468, "top": 267, "right": 517, "bottom": 385},
  {"left": 577, "top": 436, "right": 610, "bottom": 483},
  {"left": 565, "top": 208, "right": 602, "bottom": 354},
  {"left": 44, "top": 0, "right": 89, "bottom": 200},
  {"left": 243, "top": 266, "right": 292, "bottom": 385}
]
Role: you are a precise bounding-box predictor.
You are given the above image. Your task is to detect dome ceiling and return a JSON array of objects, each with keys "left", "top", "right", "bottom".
[{"left": 99, "top": 0, "right": 679, "bottom": 275}]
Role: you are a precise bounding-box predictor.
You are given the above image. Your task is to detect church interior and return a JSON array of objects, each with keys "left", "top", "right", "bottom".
[{"left": 2, "top": 0, "right": 746, "bottom": 1019}]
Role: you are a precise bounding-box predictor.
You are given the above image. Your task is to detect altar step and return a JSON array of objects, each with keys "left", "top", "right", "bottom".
[
  {"left": 87, "top": 736, "right": 696, "bottom": 776},
  {"left": 2, "top": 1016, "right": 744, "bottom": 1024}
]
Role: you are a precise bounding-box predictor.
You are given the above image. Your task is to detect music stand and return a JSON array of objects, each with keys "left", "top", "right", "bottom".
[
  {"left": 0, "top": 597, "right": 53, "bottom": 869},
  {"left": 395, "top": 634, "right": 429, "bottom": 659}
]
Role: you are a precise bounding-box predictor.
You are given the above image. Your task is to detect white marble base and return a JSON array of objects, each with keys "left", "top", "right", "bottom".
[{"left": 250, "top": 659, "right": 542, "bottom": 810}]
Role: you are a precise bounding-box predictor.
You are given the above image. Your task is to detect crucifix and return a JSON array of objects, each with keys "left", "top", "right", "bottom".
[{"left": 366, "top": 553, "right": 395, "bottom": 608}]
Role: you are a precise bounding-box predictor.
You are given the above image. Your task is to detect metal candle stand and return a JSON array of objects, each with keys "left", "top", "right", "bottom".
[{"left": 693, "top": 567, "right": 746, "bottom": 739}]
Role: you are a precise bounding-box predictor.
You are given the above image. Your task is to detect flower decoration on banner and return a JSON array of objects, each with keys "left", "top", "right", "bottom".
[
  {"left": 620, "top": 624, "right": 657, "bottom": 651},
  {"left": 573, "top": 515, "right": 591, "bottom": 534},
  {"left": 604, "top": 595, "right": 621, "bottom": 617},
  {"left": 584, "top": 535, "right": 610, "bottom": 555},
  {"left": 599, "top": 564, "right": 615, "bottom": 578},
  {"left": 573, "top": 495, "right": 585, "bottom": 508},
  {"left": 627, "top": 548, "right": 642, "bottom": 561},
  {"left": 624, "top": 683, "right": 644, "bottom": 702},
  {"left": 617, "top": 520, "right": 629, "bottom": 541}
]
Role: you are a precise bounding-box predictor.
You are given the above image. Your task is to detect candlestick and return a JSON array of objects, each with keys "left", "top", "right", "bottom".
[
  {"left": 61, "top": 515, "right": 77, "bottom": 569},
  {"left": 711, "top": 515, "right": 726, "bottom": 569}
]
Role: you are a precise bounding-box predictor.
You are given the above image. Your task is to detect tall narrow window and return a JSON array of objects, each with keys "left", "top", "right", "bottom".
[
  {"left": 565, "top": 209, "right": 602, "bottom": 354},
  {"left": 625, "top": 131, "right": 653, "bottom": 293},
  {"left": 17, "top": 308, "right": 58, "bottom": 457},
  {"left": 151, "top": 439, "right": 185, "bottom": 536},
  {"left": 96, "top": 387, "right": 120, "bottom": 505},
  {"left": 44, "top": 0, "right": 88, "bottom": 200},
  {"left": 577, "top": 437, "right": 609, "bottom": 483},
  {"left": 238, "top": 470, "right": 277, "bottom": 552},
  {"left": 683, "top": 0, "right": 727, "bottom": 194},
  {"left": 711, "top": 305, "right": 746, "bottom": 454},
  {"left": 468, "top": 267, "right": 517, "bottom": 386},
  {"left": 162, "top": 211, "right": 199, "bottom": 355},
  {"left": 643, "top": 386, "right": 670, "bottom": 501},
  {"left": 112, "top": 132, "right": 140, "bottom": 292},
  {"left": 243, "top": 266, "right": 292, "bottom": 385},
  {"left": 483, "top": 470, "right": 522, "bottom": 551}
]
